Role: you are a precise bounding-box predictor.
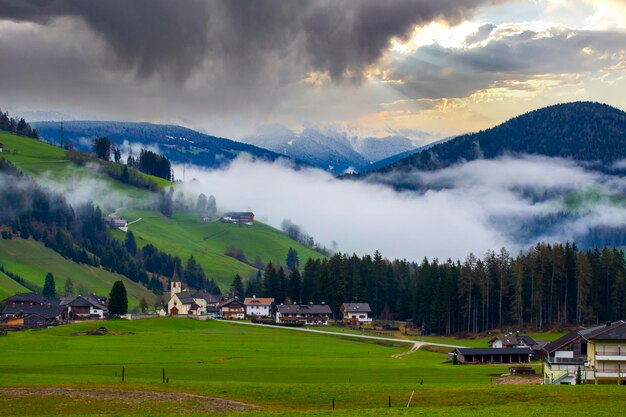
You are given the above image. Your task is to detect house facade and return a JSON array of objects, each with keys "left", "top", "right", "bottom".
[
  {"left": 340, "top": 303, "right": 372, "bottom": 324},
  {"left": 219, "top": 298, "right": 245, "bottom": 319},
  {"left": 244, "top": 296, "right": 274, "bottom": 318},
  {"left": 543, "top": 320, "right": 626, "bottom": 385},
  {"left": 276, "top": 304, "right": 332, "bottom": 325}
]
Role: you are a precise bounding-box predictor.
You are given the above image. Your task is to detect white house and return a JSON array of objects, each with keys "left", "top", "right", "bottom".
[
  {"left": 244, "top": 296, "right": 274, "bottom": 318},
  {"left": 340, "top": 303, "right": 372, "bottom": 324}
]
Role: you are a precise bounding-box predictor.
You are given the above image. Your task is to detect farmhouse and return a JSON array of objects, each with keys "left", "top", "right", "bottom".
[
  {"left": 453, "top": 347, "right": 533, "bottom": 364},
  {"left": 244, "top": 296, "right": 274, "bottom": 318},
  {"left": 489, "top": 333, "right": 537, "bottom": 349},
  {"left": 219, "top": 298, "right": 245, "bottom": 319},
  {"left": 60, "top": 295, "right": 108, "bottom": 321},
  {"left": 103, "top": 214, "right": 128, "bottom": 229},
  {"left": 1, "top": 302, "right": 63, "bottom": 328},
  {"left": 276, "top": 304, "right": 333, "bottom": 326},
  {"left": 340, "top": 303, "right": 372, "bottom": 324},
  {"left": 543, "top": 320, "right": 626, "bottom": 385},
  {"left": 0, "top": 142, "right": 3, "bottom": 152},
  {"left": 220, "top": 212, "right": 254, "bottom": 225}
]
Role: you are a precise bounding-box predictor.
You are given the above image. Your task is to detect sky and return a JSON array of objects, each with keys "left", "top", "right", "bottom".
[{"left": 1, "top": 0, "right": 626, "bottom": 142}]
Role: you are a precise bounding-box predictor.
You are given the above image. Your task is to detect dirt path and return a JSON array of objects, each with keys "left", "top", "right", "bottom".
[
  {"left": 1, "top": 387, "right": 255, "bottom": 414},
  {"left": 225, "top": 321, "right": 465, "bottom": 358}
]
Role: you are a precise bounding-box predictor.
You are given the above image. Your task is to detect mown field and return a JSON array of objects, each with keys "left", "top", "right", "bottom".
[
  {"left": 0, "top": 318, "right": 624, "bottom": 416},
  {"left": 0, "top": 238, "right": 157, "bottom": 308},
  {"left": 114, "top": 210, "right": 325, "bottom": 288}
]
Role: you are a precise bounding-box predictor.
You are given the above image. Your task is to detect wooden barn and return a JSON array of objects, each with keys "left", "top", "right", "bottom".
[{"left": 453, "top": 347, "right": 533, "bottom": 364}]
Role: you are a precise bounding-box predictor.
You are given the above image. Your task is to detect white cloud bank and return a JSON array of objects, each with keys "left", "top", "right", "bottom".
[{"left": 178, "top": 155, "right": 626, "bottom": 261}]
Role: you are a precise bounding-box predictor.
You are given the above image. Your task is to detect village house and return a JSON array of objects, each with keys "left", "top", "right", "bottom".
[
  {"left": 543, "top": 320, "right": 626, "bottom": 385},
  {"left": 453, "top": 347, "right": 534, "bottom": 364},
  {"left": 340, "top": 303, "right": 372, "bottom": 325},
  {"left": 489, "top": 332, "right": 537, "bottom": 349},
  {"left": 1, "top": 293, "right": 63, "bottom": 328},
  {"left": 0, "top": 142, "right": 3, "bottom": 152},
  {"left": 276, "top": 304, "right": 333, "bottom": 326},
  {"left": 103, "top": 214, "right": 128, "bottom": 229},
  {"left": 60, "top": 295, "right": 108, "bottom": 321},
  {"left": 219, "top": 298, "right": 245, "bottom": 319},
  {"left": 244, "top": 296, "right": 274, "bottom": 318},
  {"left": 220, "top": 212, "right": 254, "bottom": 225}
]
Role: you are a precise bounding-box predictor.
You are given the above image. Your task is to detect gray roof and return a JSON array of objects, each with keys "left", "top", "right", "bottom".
[
  {"left": 175, "top": 291, "right": 196, "bottom": 305},
  {"left": 193, "top": 290, "right": 222, "bottom": 304},
  {"left": 490, "top": 334, "right": 537, "bottom": 346},
  {"left": 586, "top": 321, "right": 626, "bottom": 340},
  {"left": 342, "top": 303, "right": 371, "bottom": 313},
  {"left": 455, "top": 347, "right": 533, "bottom": 356},
  {"left": 1, "top": 304, "right": 63, "bottom": 320},
  {"left": 4, "top": 293, "right": 47, "bottom": 305},
  {"left": 277, "top": 304, "right": 332, "bottom": 315},
  {"left": 219, "top": 298, "right": 244, "bottom": 308}
]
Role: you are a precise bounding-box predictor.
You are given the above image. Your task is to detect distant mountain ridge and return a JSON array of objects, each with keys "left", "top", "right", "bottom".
[
  {"left": 369, "top": 102, "right": 626, "bottom": 175},
  {"left": 242, "top": 126, "right": 427, "bottom": 173},
  {"left": 33, "top": 120, "right": 290, "bottom": 169}
]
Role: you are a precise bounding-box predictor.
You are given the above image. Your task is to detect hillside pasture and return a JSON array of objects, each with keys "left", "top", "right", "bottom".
[
  {"left": 117, "top": 210, "right": 325, "bottom": 288},
  {"left": 0, "top": 238, "right": 157, "bottom": 308}
]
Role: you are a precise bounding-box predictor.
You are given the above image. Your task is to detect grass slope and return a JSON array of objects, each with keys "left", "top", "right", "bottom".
[
  {"left": 0, "top": 270, "right": 29, "bottom": 300},
  {"left": 116, "top": 210, "right": 325, "bottom": 288},
  {"left": 0, "top": 318, "right": 624, "bottom": 416},
  {"left": 0, "top": 238, "right": 157, "bottom": 308}
]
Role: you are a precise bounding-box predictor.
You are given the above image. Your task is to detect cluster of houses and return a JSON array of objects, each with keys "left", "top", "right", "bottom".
[
  {"left": 452, "top": 322, "right": 626, "bottom": 385},
  {"left": 104, "top": 214, "right": 128, "bottom": 229},
  {"left": 1, "top": 292, "right": 108, "bottom": 328},
  {"left": 166, "top": 281, "right": 371, "bottom": 325}
]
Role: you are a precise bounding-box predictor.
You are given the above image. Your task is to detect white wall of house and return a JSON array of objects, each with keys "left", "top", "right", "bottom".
[
  {"left": 90, "top": 307, "right": 105, "bottom": 319},
  {"left": 246, "top": 305, "right": 271, "bottom": 317},
  {"left": 344, "top": 312, "right": 371, "bottom": 324}
]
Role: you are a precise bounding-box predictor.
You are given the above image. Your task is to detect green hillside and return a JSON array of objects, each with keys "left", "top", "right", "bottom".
[
  {"left": 0, "top": 270, "right": 29, "bottom": 300},
  {"left": 0, "top": 238, "right": 157, "bottom": 308},
  {"left": 1, "top": 129, "right": 326, "bottom": 293},
  {"left": 115, "top": 210, "right": 325, "bottom": 288}
]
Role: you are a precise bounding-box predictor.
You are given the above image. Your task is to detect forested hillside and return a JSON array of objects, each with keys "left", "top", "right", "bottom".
[{"left": 372, "top": 102, "right": 626, "bottom": 175}]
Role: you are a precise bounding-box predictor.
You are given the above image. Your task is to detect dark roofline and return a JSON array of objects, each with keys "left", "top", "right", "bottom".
[{"left": 455, "top": 347, "right": 533, "bottom": 355}]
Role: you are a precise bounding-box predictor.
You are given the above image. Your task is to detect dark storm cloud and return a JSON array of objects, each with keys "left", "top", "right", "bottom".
[
  {"left": 0, "top": 0, "right": 491, "bottom": 82},
  {"left": 389, "top": 27, "right": 626, "bottom": 100}
]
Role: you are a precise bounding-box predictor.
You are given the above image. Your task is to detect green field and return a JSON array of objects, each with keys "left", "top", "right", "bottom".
[
  {"left": 0, "top": 318, "right": 624, "bottom": 416},
  {"left": 115, "top": 210, "right": 325, "bottom": 288},
  {"left": 0, "top": 238, "right": 157, "bottom": 308},
  {"left": 0, "top": 270, "right": 29, "bottom": 300}
]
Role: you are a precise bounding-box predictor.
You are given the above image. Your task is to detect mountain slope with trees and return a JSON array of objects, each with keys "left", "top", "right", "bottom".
[
  {"left": 370, "top": 102, "right": 626, "bottom": 175},
  {"left": 33, "top": 121, "right": 291, "bottom": 169}
]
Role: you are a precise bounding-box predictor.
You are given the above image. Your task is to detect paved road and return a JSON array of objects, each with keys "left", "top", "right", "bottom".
[{"left": 224, "top": 320, "right": 466, "bottom": 349}]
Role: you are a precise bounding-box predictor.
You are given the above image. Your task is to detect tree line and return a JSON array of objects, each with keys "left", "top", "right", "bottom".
[
  {"left": 228, "top": 243, "right": 626, "bottom": 335},
  {"left": 91, "top": 137, "right": 173, "bottom": 182},
  {"left": 0, "top": 109, "right": 39, "bottom": 139}
]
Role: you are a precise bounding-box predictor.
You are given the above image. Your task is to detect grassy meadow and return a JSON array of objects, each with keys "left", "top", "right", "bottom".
[
  {"left": 0, "top": 318, "right": 624, "bottom": 416},
  {"left": 115, "top": 209, "right": 325, "bottom": 288},
  {"left": 0, "top": 238, "right": 157, "bottom": 308}
]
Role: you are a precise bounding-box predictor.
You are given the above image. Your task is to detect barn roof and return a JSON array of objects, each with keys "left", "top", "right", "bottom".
[
  {"left": 277, "top": 304, "right": 332, "bottom": 315},
  {"left": 341, "top": 303, "right": 371, "bottom": 313},
  {"left": 455, "top": 347, "right": 533, "bottom": 356},
  {"left": 4, "top": 292, "right": 47, "bottom": 305}
]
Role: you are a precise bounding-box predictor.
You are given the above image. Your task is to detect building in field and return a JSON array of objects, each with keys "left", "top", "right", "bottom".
[
  {"left": 167, "top": 281, "right": 223, "bottom": 316},
  {"left": 220, "top": 212, "right": 254, "bottom": 225},
  {"left": 244, "top": 296, "right": 274, "bottom": 318},
  {"left": 275, "top": 304, "right": 333, "bottom": 326},
  {"left": 103, "top": 214, "right": 128, "bottom": 229},
  {"left": 219, "top": 298, "right": 245, "bottom": 319},
  {"left": 453, "top": 347, "right": 533, "bottom": 364},
  {"left": 340, "top": 303, "right": 372, "bottom": 325},
  {"left": 0, "top": 143, "right": 4, "bottom": 152},
  {"left": 488, "top": 333, "right": 537, "bottom": 349},
  {"left": 543, "top": 320, "right": 626, "bottom": 385},
  {"left": 60, "top": 295, "right": 108, "bottom": 320}
]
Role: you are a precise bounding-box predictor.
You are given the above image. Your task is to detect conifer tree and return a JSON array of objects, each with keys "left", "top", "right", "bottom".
[
  {"left": 109, "top": 281, "right": 128, "bottom": 316},
  {"left": 43, "top": 272, "right": 56, "bottom": 298}
]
